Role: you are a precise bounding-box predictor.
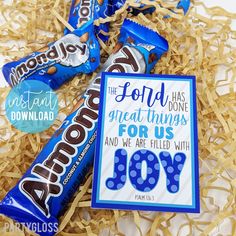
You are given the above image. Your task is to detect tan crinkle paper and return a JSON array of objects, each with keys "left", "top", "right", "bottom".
[{"left": 0, "top": 0, "right": 236, "bottom": 235}]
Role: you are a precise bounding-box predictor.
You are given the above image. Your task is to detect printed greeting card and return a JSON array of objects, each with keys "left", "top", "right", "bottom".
[{"left": 92, "top": 73, "right": 200, "bottom": 213}]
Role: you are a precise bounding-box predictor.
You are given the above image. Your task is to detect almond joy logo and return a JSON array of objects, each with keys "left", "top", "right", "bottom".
[
  {"left": 19, "top": 77, "right": 100, "bottom": 217},
  {"left": 10, "top": 34, "right": 88, "bottom": 86}
]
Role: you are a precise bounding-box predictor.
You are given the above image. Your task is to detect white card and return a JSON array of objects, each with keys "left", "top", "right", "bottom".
[{"left": 92, "top": 73, "right": 200, "bottom": 213}]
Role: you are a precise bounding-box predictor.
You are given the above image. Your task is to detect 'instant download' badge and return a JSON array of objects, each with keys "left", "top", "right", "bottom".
[
  {"left": 92, "top": 72, "right": 200, "bottom": 213},
  {"left": 5, "top": 80, "right": 58, "bottom": 133}
]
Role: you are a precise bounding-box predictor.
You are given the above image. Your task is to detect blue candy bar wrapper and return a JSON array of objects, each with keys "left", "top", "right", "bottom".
[
  {"left": 65, "top": 0, "right": 110, "bottom": 42},
  {"left": 0, "top": 19, "right": 168, "bottom": 236},
  {"left": 111, "top": 0, "right": 190, "bottom": 16},
  {"left": 2, "top": 20, "right": 100, "bottom": 90}
]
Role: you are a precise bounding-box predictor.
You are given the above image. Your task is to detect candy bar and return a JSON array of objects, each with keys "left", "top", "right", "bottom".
[
  {"left": 65, "top": 0, "right": 110, "bottom": 42},
  {"left": 0, "top": 19, "right": 168, "bottom": 236},
  {"left": 111, "top": 0, "right": 190, "bottom": 16},
  {"left": 2, "top": 20, "right": 100, "bottom": 90}
]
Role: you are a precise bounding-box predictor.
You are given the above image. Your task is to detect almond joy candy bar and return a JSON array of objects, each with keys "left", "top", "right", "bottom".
[
  {"left": 0, "top": 19, "right": 168, "bottom": 236},
  {"left": 65, "top": 0, "right": 111, "bottom": 42},
  {"left": 2, "top": 20, "right": 100, "bottom": 90},
  {"left": 111, "top": 0, "right": 191, "bottom": 16}
]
